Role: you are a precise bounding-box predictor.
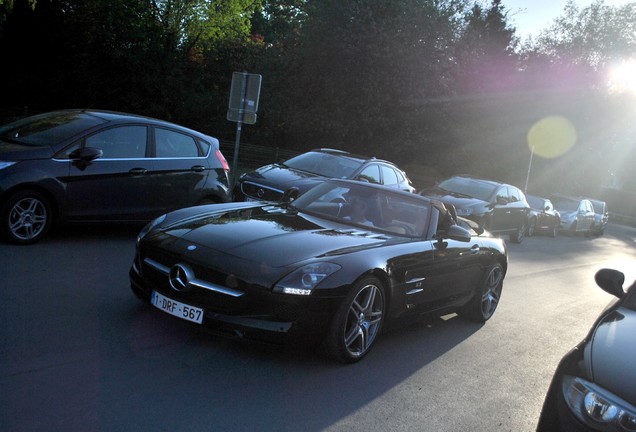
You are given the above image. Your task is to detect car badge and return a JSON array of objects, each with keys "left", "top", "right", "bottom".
[
  {"left": 169, "top": 264, "right": 194, "bottom": 292},
  {"left": 257, "top": 188, "right": 265, "bottom": 198}
]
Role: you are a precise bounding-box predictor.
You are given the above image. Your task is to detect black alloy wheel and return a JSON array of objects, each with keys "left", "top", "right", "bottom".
[
  {"left": 569, "top": 221, "right": 578, "bottom": 236},
  {"left": 323, "top": 276, "right": 385, "bottom": 363},
  {"left": 510, "top": 220, "right": 526, "bottom": 244},
  {"left": 2, "top": 190, "right": 52, "bottom": 245},
  {"left": 461, "top": 263, "right": 504, "bottom": 323},
  {"left": 549, "top": 221, "right": 559, "bottom": 238}
]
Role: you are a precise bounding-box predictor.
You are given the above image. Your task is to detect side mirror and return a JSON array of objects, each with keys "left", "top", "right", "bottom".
[
  {"left": 69, "top": 147, "right": 103, "bottom": 170},
  {"left": 280, "top": 187, "right": 300, "bottom": 204},
  {"left": 70, "top": 146, "right": 103, "bottom": 162},
  {"left": 595, "top": 268, "right": 625, "bottom": 299},
  {"left": 444, "top": 225, "right": 472, "bottom": 242}
]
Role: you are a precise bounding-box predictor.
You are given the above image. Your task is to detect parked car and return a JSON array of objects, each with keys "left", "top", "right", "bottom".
[
  {"left": 526, "top": 194, "right": 560, "bottom": 237},
  {"left": 233, "top": 148, "right": 415, "bottom": 202},
  {"left": 420, "top": 175, "right": 530, "bottom": 243},
  {"left": 551, "top": 194, "right": 595, "bottom": 235},
  {"left": 537, "top": 268, "right": 636, "bottom": 431},
  {"left": 588, "top": 198, "right": 609, "bottom": 236},
  {"left": 130, "top": 179, "right": 507, "bottom": 363},
  {"left": 0, "top": 109, "right": 231, "bottom": 244}
]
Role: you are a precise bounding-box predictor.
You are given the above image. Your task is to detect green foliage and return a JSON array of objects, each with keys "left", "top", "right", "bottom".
[
  {"left": 1, "top": 0, "right": 636, "bottom": 198},
  {"left": 534, "top": 0, "right": 636, "bottom": 68}
]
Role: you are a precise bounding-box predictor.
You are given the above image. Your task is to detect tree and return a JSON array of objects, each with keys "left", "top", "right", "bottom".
[{"left": 533, "top": 0, "right": 636, "bottom": 69}]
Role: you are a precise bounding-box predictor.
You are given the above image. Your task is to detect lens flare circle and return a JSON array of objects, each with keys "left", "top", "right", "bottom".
[{"left": 527, "top": 115, "right": 577, "bottom": 158}]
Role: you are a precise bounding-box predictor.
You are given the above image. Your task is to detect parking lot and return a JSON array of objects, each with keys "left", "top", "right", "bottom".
[{"left": 2, "top": 223, "right": 636, "bottom": 431}]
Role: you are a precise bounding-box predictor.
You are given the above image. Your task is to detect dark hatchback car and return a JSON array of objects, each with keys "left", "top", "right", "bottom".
[
  {"left": 233, "top": 148, "right": 415, "bottom": 202},
  {"left": 537, "top": 268, "right": 636, "bottom": 431},
  {"left": 131, "top": 179, "right": 507, "bottom": 363},
  {"left": 420, "top": 175, "right": 530, "bottom": 243},
  {"left": 526, "top": 194, "right": 560, "bottom": 237},
  {"left": 0, "top": 109, "right": 231, "bottom": 244}
]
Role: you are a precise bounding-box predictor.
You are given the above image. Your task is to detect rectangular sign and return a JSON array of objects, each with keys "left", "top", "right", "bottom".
[{"left": 228, "top": 72, "right": 262, "bottom": 113}]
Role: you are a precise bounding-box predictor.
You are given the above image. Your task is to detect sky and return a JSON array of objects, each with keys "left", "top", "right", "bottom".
[{"left": 501, "top": 0, "right": 633, "bottom": 39}]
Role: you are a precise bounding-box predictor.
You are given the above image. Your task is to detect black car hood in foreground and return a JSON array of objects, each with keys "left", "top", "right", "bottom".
[
  {"left": 155, "top": 204, "right": 402, "bottom": 267},
  {"left": 589, "top": 307, "right": 636, "bottom": 404}
]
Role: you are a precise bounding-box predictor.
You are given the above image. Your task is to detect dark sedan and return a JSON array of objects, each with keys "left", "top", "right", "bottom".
[
  {"left": 0, "top": 109, "right": 231, "bottom": 244},
  {"left": 420, "top": 175, "right": 530, "bottom": 243},
  {"left": 537, "top": 268, "right": 636, "bottom": 431},
  {"left": 130, "top": 180, "right": 508, "bottom": 363},
  {"left": 526, "top": 194, "right": 560, "bottom": 237},
  {"left": 233, "top": 148, "right": 415, "bottom": 202}
]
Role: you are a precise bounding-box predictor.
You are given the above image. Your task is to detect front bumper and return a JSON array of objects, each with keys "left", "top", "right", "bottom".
[{"left": 129, "top": 263, "right": 340, "bottom": 345}]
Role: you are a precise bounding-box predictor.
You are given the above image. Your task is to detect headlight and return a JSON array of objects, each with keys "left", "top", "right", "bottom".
[
  {"left": 136, "top": 214, "right": 166, "bottom": 244},
  {"left": 563, "top": 376, "right": 636, "bottom": 431},
  {"left": 273, "top": 263, "right": 341, "bottom": 295},
  {"left": 0, "top": 161, "right": 16, "bottom": 170}
]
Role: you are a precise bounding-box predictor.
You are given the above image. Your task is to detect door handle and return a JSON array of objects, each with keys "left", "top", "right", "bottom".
[
  {"left": 129, "top": 168, "right": 147, "bottom": 175},
  {"left": 470, "top": 245, "right": 480, "bottom": 254},
  {"left": 191, "top": 165, "right": 206, "bottom": 172}
]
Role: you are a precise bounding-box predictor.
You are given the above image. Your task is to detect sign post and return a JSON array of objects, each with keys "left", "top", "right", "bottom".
[{"left": 227, "top": 72, "right": 262, "bottom": 188}]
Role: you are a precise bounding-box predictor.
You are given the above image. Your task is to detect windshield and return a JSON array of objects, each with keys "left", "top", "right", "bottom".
[
  {"left": 293, "top": 181, "right": 431, "bottom": 237},
  {"left": 553, "top": 199, "right": 578, "bottom": 212},
  {"left": 0, "top": 111, "right": 106, "bottom": 146},
  {"left": 283, "top": 151, "right": 364, "bottom": 178},
  {"left": 438, "top": 177, "right": 497, "bottom": 202},
  {"left": 527, "top": 195, "right": 545, "bottom": 209}
]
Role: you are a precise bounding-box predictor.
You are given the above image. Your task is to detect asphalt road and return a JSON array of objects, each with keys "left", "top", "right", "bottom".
[{"left": 2, "top": 223, "right": 636, "bottom": 432}]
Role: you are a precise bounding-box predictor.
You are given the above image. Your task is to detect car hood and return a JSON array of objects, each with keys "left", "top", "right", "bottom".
[
  {"left": 154, "top": 205, "right": 396, "bottom": 267},
  {"left": 421, "top": 188, "right": 487, "bottom": 209},
  {"left": 0, "top": 140, "right": 54, "bottom": 160},
  {"left": 244, "top": 164, "right": 325, "bottom": 191},
  {"left": 589, "top": 307, "right": 636, "bottom": 404}
]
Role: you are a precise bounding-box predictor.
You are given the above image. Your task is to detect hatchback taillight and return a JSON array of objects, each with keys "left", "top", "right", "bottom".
[{"left": 215, "top": 149, "right": 229, "bottom": 172}]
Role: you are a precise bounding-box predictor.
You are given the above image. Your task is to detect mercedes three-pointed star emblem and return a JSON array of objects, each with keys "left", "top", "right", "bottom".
[{"left": 169, "top": 264, "right": 194, "bottom": 292}]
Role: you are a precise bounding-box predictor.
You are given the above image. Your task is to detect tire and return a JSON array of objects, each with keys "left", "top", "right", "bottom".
[
  {"left": 549, "top": 220, "right": 559, "bottom": 238},
  {"left": 322, "top": 276, "right": 385, "bottom": 363},
  {"left": 526, "top": 218, "right": 536, "bottom": 237},
  {"left": 2, "top": 190, "right": 52, "bottom": 245},
  {"left": 510, "top": 220, "right": 526, "bottom": 244},
  {"left": 569, "top": 221, "right": 578, "bottom": 236},
  {"left": 461, "top": 263, "right": 504, "bottom": 323}
]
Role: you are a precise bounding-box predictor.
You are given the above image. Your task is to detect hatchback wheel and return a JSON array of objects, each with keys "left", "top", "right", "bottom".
[
  {"left": 323, "top": 276, "right": 385, "bottom": 363},
  {"left": 527, "top": 219, "right": 536, "bottom": 237},
  {"left": 461, "top": 263, "right": 504, "bottom": 322},
  {"left": 2, "top": 190, "right": 52, "bottom": 244}
]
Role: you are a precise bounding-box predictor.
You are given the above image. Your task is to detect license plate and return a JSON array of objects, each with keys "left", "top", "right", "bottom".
[{"left": 151, "top": 291, "right": 204, "bottom": 324}]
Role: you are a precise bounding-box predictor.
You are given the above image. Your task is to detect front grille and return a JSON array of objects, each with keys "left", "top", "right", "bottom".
[
  {"left": 137, "top": 245, "right": 305, "bottom": 321},
  {"left": 241, "top": 181, "right": 284, "bottom": 201}
]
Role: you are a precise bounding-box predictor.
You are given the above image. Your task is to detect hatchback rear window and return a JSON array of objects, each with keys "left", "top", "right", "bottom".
[{"left": 0, "top": 111, "right": 106, "bottom": 146}]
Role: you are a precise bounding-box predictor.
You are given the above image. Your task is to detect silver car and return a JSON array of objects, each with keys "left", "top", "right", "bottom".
[
  {"left": 551, "top": 195, "right": 595, "bottom": 235},
  {"left": 588, "top": 198, "right": 609, "bottom": 235}
]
